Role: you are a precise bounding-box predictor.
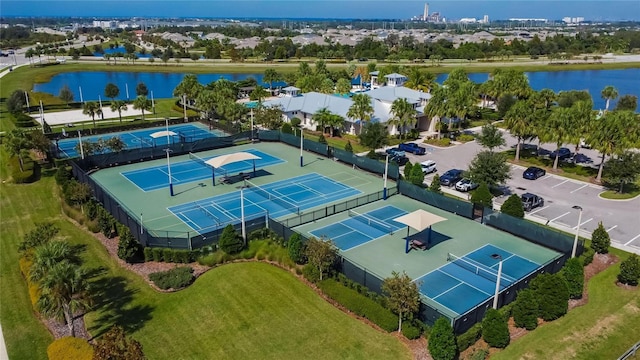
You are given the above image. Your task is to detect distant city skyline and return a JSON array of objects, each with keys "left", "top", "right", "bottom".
[{"left": 2, "top": 1, "right": 640, "bottom": 21}]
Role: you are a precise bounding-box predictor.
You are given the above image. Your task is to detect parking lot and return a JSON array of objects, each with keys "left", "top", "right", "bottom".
[{"left": 395, "top": 131, "right": 640, "bottom": 254}]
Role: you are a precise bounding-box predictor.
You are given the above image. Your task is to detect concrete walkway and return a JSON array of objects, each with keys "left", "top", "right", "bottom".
[{"left": 0, "top": 324, "right": 8, "bottom": 360}]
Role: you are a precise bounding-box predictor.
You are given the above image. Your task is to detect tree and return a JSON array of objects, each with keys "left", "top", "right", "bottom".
[
  {"left": 4, "top": 129, "right": 33, "bottom": 172},
  {"left": 82, "top": 101, "right": 102, "bottom": 129},
  {"left": 110, "top": 100, "right": 128, "bottom": 124},
  {"left": 59, "top": 85, "right": 74, "bottom": 107},
  {"left": 347, "top": 93, "right": 374, "bottom": 135},
  {"left": 389, "top": 98, "right": 417, "bottom": 140},
  {"left": 29, "top": 241, "right": 79, "bottom": 282},
  {"left": 601, "top": 85, "right": 618, "bottom": 112},
  {"left": 405, "top": 67, "right": 436, "bottom": 93},
  {"left": 530, "top": 273, "right": 569, "bottom": 321},
  {"left": 263, "top": 68, "right": 280, "bottom": 91},
  {"left": 618, "top": 254, "right": 640, "bottom": 286},
  {"left": 427, "top": 317, "right": 457, "bottom": 360},
  {"left": 218, "top": 225, "right": 244, "bottom": 254},
  {"left": 477, "top": 124, "right": 506, "bottom": 151},
  {"left": 496, "top": 94, "right": 516, "bottom": 118},
  {"left": 512, "top": 289, "right": 539, "bottom": 330},
  {"left": 117, "top": 228, "right": 141, "bottom": 263},
  {"left": 538, "top": 106, "right": 573, "bottom": 171},
  {"left": 254, "top": 105, "right": 283, "bottom": 130},
  {"left": 93, "top": 325, "right": 145, "bottom": 360},
  {"left": 591, "top": 111, "right": 640, "bottom": 183},
  {"left": 358, "top": 122, "right": 388, "bottom": 151},
  {"left": 561, "top": 257, "right": 584, "bottom": 299},
  {"left": 481, "top": 308, "right": 510, "bottom": 348},
  {"left": 344, "top": 141, "right": 353, "bottom": 153},
  {"left": 7, "top": 89, "right": 27, "bottom": 113},
  {"left": 615, "top": 94, "right": 637, "bottom": 112},
  {"left": 19, "top": 222, "right": 60, "bottom": 254},
  {"left": 37, "top": 261, "right": 91, "bottom": 337},
  {"left": 319, "top": 78, "right": 335, "bottom": 94},
  {"left": 409, "top": 163, "right": 425, "bottom": 186},
  {"left": 104, "top": 83, "right": 120, "bottom": 102},
  {"left": 603, "top": 151, "right": 640, "bottom": 194},
  {"left": 135, "top": 82, "right": 149, "bottom": 97},
  {"left": 467, "top": 151, "right": 511, "bottom": 188},
  {"left": 335, "top": 78, "right": 352, "bottom": 95},
  {"left": 591, "top": 222, "right": 611, "bottom": 254},
  {"left": 287, "top": 233, "right": 305, "bottom": 264},
  {"left": 429, "top": 174, "right": 442, "bottom": 194},
  {"left": 504, "top": 100, "right": 539, "bottom": 161},
  {"left": 304, "top": 237, "right": 337, "bottom": 281},
  {"left": 173, "top": 74, "right": 203, "bottom": 104},
  {"left": 382, "top": 271, "right": 421, "bottom": 333},
  {"left": 249, "top": 85, "right": 269, "bottom": 102},
  {"left": 470, "top": 183, "right": 493, "bottom": 208},
  {"left": 501, "top": 194, "right": 524, "bottom": 218},
  {"left": 132, "top": 96, "right": 152, "bottom": 120}
]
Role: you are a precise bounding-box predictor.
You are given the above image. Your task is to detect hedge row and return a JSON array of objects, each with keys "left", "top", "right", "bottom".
[
  {"left": 10, "top": 156, "right": 37, "bottom": 184},
  {"left": 47, "top": 337, "right": 94, "bottom": 360},
  {"left": 18, "top": 257, "right": 40, "bottom": 309},
  {"left": 317, "top": 279, "right": 398, "bottom": 332},
  {"left": 143, "top": 247, "right": 201, "bottom": 263},
  {"left": 456, "top": 323, "right": 482, "bottom": 352},
  {"left": 149, "top": 267, "right": 194, "bottom": 290}
]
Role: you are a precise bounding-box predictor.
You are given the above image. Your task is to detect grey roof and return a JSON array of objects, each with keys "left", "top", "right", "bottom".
[
  {"left": 384, "top": 73, "right": 407, "bottom": 79},
  {"left": 365, "top": 86, "right": 431, "bottom": 104},
  {"left": 369, "top": 71, "right": 380, "bottom": 76},
  {"left": 282, "top": 86, "right": 300, "bottom": 91}
]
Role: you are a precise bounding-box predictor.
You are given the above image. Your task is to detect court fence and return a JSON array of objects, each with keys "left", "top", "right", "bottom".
[{"left": 398, "top": 180, "right": 474, "bottom": 219}]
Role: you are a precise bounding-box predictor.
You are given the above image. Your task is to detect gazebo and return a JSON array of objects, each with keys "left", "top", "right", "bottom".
[{"left": 393, "top": 209, "right": 447, "bottom": 253}]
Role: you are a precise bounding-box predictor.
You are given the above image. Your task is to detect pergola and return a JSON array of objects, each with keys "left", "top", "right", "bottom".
[
  {"left": 393, "top": 209, "right": 447, "bottom": 253},
  {"left": 204, "top": 152, "right": 261, "bottom": 185}
]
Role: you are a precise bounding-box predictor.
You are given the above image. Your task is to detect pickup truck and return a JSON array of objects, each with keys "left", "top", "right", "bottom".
[
  {"left": 398, "top": 143, "right": 426, "bottom": 155},
  {"left": 385, "top": 147, "right": 406, "bottom": 157}
]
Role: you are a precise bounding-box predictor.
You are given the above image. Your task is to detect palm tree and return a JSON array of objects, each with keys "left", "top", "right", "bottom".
[
  {"left": 37, "top": 262, "right": 91, "bottom": 337},
  {"left": 540, "top": 106, "right": 573, "bottom": 171},
  {"left": 133, "top": 96, "right": 152, "bottom": 120},
  {"left": 327, "top": 113, "right": 345, "bottom": 137},
  {"left": 353, "top": 66, "right": 369, "bottom": 89},
  {"left": 263, "top": 68, "right": 280, "bottom": 91},
  {"left": 504, "top": 100, "right": 538, "bottom": 161},
  {"left": 601, "top": 86, "right": 618, "bottom": 113},
  {"left": 404, "top": 67, "right": 436, "bottom": 93},
  {"left": 347, "top": 93, "right": 374, "bottom": 135},
  {"left": 110, "top": 100, "right": 128, "bottom": 124},
  {"left": 389, "top": 98, "right": 417, "bottom": 140},
  {"left": 29, "top": 241, "right": 78, "bottom": 283},
  {"left": 424, "top": 85, "right": 450, "bottom": 140},
  {"left": 591, "top": 111, "right": 639, "bottom": 182},
  {"left": 173, "top": 74, "right": 203, "bottom": 105},
  {"left": 335, "top": 78, "right": 352, "bottom": 96},
  {"left": 82, "top": 101, "right": 102, "bottom": 129},
  {"left": 312, "top": 108, "right": 332, "bottom": 134},
  {"left": 532, "top": 88, "right": 557, "bottom": 110}
]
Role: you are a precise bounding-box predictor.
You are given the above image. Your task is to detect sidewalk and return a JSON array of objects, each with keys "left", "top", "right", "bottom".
[{"left": 0, "top": 324, "right": 8, "bottom": 360}]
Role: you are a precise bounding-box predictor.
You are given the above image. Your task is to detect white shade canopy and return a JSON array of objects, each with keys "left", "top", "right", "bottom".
[
  {"left": 149, "top": 130, "right": 178, "bottom": 138},
  {"left": 394, "top": 209, "right": 447, "bottom": 232},
  {"left": 205, "top": 152, "right": 261, "bottom": 168}
]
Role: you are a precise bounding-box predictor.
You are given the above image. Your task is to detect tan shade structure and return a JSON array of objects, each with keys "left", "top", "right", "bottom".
[
  {"left": 393, "top": 209, "right": 447, "bottom": 253},
  {"left": 149, "top": 130, "right": 178, "bottom": 138},
  {"left": 204, "top": 152, "right": 262, "bottom": 186}
]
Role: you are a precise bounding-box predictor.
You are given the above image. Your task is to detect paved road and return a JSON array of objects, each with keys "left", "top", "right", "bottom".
[{"left": 397, "top": 129, "right": 640, "bottom": 254}]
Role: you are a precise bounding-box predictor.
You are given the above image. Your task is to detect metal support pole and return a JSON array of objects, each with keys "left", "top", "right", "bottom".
[
  {"left": 241, "top": 187, "right": 246, "bottom": 244},
  {"left": 493, "top": 255, "right": 503, "bottom": 309},
  {"left": 383, "top": 154, "right": 389, "bottom": 200},
  {"left": 79, "top": 86, "right": 84, "bottom": 103},
  {"left": 78, "top": 130, "right": 84, "bottom": 159},
  {"left": 166, "top": 118, "right": 174, "bottom": 196},
  {"left": 299, "top": 127, "right": 303, "bottom": 167},
  {"left": 572, "top": 206, "right": 583, "bottom": 258}
]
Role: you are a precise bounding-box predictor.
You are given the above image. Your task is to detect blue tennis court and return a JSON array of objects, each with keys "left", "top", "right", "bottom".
[
  {"left": 54, "top": 123, "right": 224, "bottom": 158},
  {"left": 168, "top": 173, "right": 362, "bottom": 233},
  {"left": 309, "top": 206, "right": 408, "bottom": 251},
  {"left": 122, "top": 149, "right": 283, "bottom": 191},
  {"left": 415, "top": 244, "right": 541, "bottom": 315}
]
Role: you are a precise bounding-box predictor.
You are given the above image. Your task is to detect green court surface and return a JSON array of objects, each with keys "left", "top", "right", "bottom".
[{"left": 90, "top": 142, "right": 387, "bottom": 238}]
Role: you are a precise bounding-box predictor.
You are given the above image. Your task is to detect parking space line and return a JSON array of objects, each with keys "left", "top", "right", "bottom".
[
  {"left": 551, "top": 179, "right": 569, "bottom": 188},
  {"left": 573, "top": 218, "right": 593, "bottom": 229},
  {"left": 606, "top": 225, "right": 618, "bottom": 233},
  {"left": 624, "top": 234, "right": 640, "bottom": 246},
  {"left": 570, "top": 184, "right": 588, "bottom": 193},
  {"left": 549, "top": 212, "right": 570, "bottom": 223},
  {"left": 529, "top": 205, "right": 549, "bottom": 215}
]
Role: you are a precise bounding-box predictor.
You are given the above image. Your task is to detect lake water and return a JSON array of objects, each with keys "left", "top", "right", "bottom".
[{"left": 33, "top": 68, "right": 640, "bottom": 110}]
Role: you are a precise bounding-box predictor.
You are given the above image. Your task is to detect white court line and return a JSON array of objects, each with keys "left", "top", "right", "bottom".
[
  {"left": 549, "top": 212, "right": 571, "bottom": 223},
  {"left": 606, "top": 225, "right": 618, "bottom": 233},
  {"left": 529, "top": 205, "right": 549, "bottom": 215},
  {"left": 570, "top": 184, "right": 589, "bottom": 193},
  {"left": 573, "top": 218, "right": 593, "bottom": 229},
  {"left": 624, "top": 234, "right": 640, "bottom": 246},
  {"left": 551, "top": 179, "right": 569, "bottom": 188}
]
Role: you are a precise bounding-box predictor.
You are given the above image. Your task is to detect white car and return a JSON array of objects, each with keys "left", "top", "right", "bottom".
[
  {"left": 420, "top": 160, "right": 437, "bottom": 174},
  {"left": 455, "top": 178, "right": 479, "bottom": 192}
]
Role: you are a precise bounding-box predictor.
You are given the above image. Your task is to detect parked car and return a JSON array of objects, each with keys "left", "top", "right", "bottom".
[
  {"left": 385, "top": 147, "right": 405, "bottom": 157},
  {"left": 439, "top": 169, "right": 464, "bottom": 187},
  {"left": 521, "top": 193, "right": 544, "bottom": 212},
  {"left": 523, "top": 166, "right": 546, "bottom": 180},
  {"left": 455, "top": 178, "right": 479, "bottom": 192},
  {"left": 390, "top": 154, "right": 409, "bottom": 166},
  {"left": 420, "top": 160, "right": 437, "bottom": 174},
  {"left": 399, "top": 142, "right": 426, "bottom": 155},
  {"left": 550, "top": 147, "right": 572, "bottom": 161}
]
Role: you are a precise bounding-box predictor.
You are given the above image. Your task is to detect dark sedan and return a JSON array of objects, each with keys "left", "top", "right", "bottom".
[
  {"left": 550, "top": 147, "right": 572, "bottom": 161},
  {"left": 439, "top": 169, "right": 464, "bottom": 186},
  {"left": 523, "top": 166, "right": 546, "bottom": 180}
]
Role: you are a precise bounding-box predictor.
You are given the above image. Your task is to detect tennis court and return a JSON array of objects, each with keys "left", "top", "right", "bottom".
[
  {"left": 169, "top": 173, "right": 362, "bottom": 233},
  {"left": 54, "top": 123, "right": 224, "bottom": 158},
  {"left": 414, "top": 244, "right": 540, "bottom": 315},
  {"left": 310, "top": 206, "right": 408, "bottom": 251},
  {"left": 122, "top": 148, "right": 283, "bottom": 192}
]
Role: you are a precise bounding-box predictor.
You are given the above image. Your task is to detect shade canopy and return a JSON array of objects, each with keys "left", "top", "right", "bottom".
[
  {"left": 393, "top": 209, "right": 447, "bottom": 232},
  {"left": 205, "top": 152, "right": 261, "bottom": 168},
  {"left": 149, "top": 130, "right": 178, "bottom": 138}
]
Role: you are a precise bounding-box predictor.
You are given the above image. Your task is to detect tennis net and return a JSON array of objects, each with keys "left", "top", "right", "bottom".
[
  {"left": 189, "top": 152, "right": 210, "bottom": 167},
  {"left": 196, "top": 204, "right": 220, "bottom": 225},
  {"left": 446, "top": 253, "right": 516, "bottom": 285},
  {"left": 245, "top": 179, "right": 300, "bottom": 215},
  {"left": 348, "top": 209, "right": 393, "bottom": 234}
]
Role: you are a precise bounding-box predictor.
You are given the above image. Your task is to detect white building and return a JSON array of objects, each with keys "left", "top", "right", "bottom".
[{"left": 92, "top": 20, "right": 118, "bottom": 29}]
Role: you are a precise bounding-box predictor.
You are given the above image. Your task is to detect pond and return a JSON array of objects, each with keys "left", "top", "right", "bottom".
[{"left": 33, "top": 68, "right": 640, "bottom": 110}]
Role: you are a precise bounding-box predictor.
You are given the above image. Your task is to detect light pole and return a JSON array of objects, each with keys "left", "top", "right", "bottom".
[
  {"left": 240, "top": 184, "right": 246, "bottom": 244},
  {"left": 165, "top": 118, "right": 174, "bottom": 196},
  {"left": 299, "top": 126, "right": 303, "bottom": 167},
  {"left": 572, "top": 205, "right": 583, "bottom": 258},
  {"left": 491, "top": 253, "right": 503, "bottom": 309},
  {"left": 383, "top": 153, "right": 389, "bottom": 200}
]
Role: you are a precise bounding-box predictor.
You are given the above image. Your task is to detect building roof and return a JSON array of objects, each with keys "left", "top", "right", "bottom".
[
  {"left": 282, "top": 86, "right": 300, "bottom": 91},
  {"left": 365, "top": 86, "right": 431, "bottom": 104},
  {"left": 385, "top": 73, "right": 407, "bottom": 79}
]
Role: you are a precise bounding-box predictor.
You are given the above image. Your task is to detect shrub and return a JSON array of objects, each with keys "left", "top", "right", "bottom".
[
  {"left": 591, "top": 222, "right": 611, "bottom": 254},
  {"left": 85, "top": 200, "right": 98, "bottom": 221},
  {"left": 218, "top": 225, "right": 244, "bottom": 254},
  {"left": 469, "top": 348, "right": 489, "bottom": 360},
  {"left": 409, "top": 163, "right": 425, "bottom": 186},
  {"left": 404, "top": 160, "right": 413, "bottom": 179},
  {"left": 562, "top": 257, "right": 584, "bottom": 299},
  {"left": 54, "top": 166, "right": 73, "bottom": 185},
  {"left": 429, "top": 174, "right": 442, "bottom": 194},
  {"left": 163, "top": 248, "right": 174, "bottom": 263},
  {"left": 149, "top": 267, "right": 194, "bottom": 290},
  {"left": 456, "top": 323, "right": 482, "bottom": 352},
  {"left": 501, "top": 194, "right": 524, "bottom": 218},
  {"left": 18, "top": 222, "right": 59, "bottom": 253},
  {"left": 117, "top": 228, "right": 141, "bottom": 263},
  {"left": 580, "top": 247, "right": 595, "bottom": 266},
  {"left": 530, "top": 273, "right": 569, "bottom": 321},
  {"left": 287, "top": 233, "right": 305, "bottom": 264},
  {"left": 618, "top": 254, "right": 640, "bottom": 286},
  {"left": 152, "top": 247, "right": 163, "bottom": 262},
  {"left": 401, "top": 321, "right": 422, "bottom": 340},
  {"left": 481, "top": 308, "right": 510, "bottom": 348},
  {"left": 428, "top": 317, "right": 457, "bottom": 360},
  {"left": 10, "top": 156, "right": 37, "bottom": 184},
  {"left": 345, "top": 140, "right": 353, "bottom": 153},
  {"left": 458, "top": 134, "right": 476, "bottom": 143},
  {"left": 47, "top": 336, "right": 94, "bottom": 360},
  {"left": 512, "top": 289, "right": 539, "bottom": 330},
  {"left": 318, "top": 134, "right": 327, "bottom": 144},
  {"left": 143, "top": 247, "right": 153, "bottom": 262},
  {"left": 281, "top": 122, "right": 293, "bottom": 134},
  {"left": 302, "top": 263, "right": 321, "bottom": 283},
  {"left": 470, "top": 183, "right": 493, "bottom": 208}
]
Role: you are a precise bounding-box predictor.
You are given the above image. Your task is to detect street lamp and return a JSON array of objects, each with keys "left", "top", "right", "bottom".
[
  {"left": 491, "top": 253, "right": 503, "bottom": 309},
  {"left": 240, "top": 180, "right": 248, "bottom": 245},
  {"left": 572, "top": 205, "right": 583, "bottom": 258}
]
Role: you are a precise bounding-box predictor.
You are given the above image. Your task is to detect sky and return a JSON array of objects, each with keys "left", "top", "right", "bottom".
[{"left": 1, "top": 1, "right": 639, "bottom": 21}]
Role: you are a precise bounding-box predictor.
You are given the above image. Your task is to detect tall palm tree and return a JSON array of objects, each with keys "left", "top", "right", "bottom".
[
  {"left": 327, "top": 113, "right": 345, "bottom": 137},
  {"left": 591, "top": 111, "right": 639, "bottom": 182},
  {"left": 263, "top": 68, "right": 280, "bottom": 91},
  {"left": 424, "top": 84, "right": 450, "bottom": 139},
  {"left": 110, "top": 100, "right": 128, "bottom": 124},
  {"left": 504, "top": 100, "right": 538, "bottom": 161},
  {"left": 601, "top": 86, "right": 618, "bottom": 113},
  {"left": 173, "top": 74, "right": 203, "bottom": 105},
  {"left": 390, "top": 98, "right": 417, "bottom": 140},
  {"left": 540, "top": 106, "right": 573, "bottom": 171},
  {"left": 312, "top": 108, "right": 332, "bottom": 134},
  {"left": 335, "top": 78, "right": 352, "bottom": 96},
  {"left": 37, "top": 262, "right": 91, "bottom": 337},
  {"left": 133, "top": 96, "right": 152, "bottom": 120},
  {"left": 532, "top": 88, "right": 557, "bottom": 110},
  {"left": 82, "top": 101, "right": 102, "bottom": 129},
  {"left": 29, "top": 241, "right": 79, "bottom": 283},
  {"left": 404, "top": 67, "right": 436, "bottom": 93},
  {"left": 353, "top": 66, "right": 369, "bottom": 89},
  {"left": 347, "top": 93, "right": 374, "bottom": 135}
]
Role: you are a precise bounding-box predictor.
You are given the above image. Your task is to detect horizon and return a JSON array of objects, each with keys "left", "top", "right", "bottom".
[{"left": 1, "top": 1, "right": 640, "bottom": 22}]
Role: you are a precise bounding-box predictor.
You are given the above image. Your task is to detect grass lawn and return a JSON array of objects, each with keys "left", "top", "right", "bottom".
[{"left": 492, "top": 248, "right": 640, "bottom": 360}]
